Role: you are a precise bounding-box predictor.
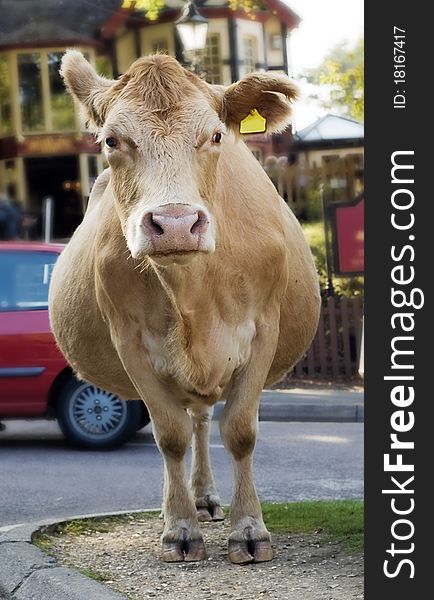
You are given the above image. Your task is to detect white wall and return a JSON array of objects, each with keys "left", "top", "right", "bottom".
[
  {"left": 264, "top": 16, "right": 285, "bottom": 70},
  {"left": 116, "top": 30, "right": 137, "bottom": 73},
  {"left": 140, "top": 23, "right": 176, "bottom": 57},
  {"left": 236, "top": 18, "right": 265, "bottom": 78}
]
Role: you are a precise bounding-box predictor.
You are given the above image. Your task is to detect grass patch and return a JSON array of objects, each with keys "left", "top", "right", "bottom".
[
  {"left": 33, "top": 532, "right": 56, "bottom": 556},
  {"left": 301, "top": 220, "right": 364, "bottom": 298},
  {"left": 33, "top": 511, "right": 161, "bottom": 552},
  {"left": 77, "top": 567, "right": 112, "bottom": 583},
  {"left": 262, "top": 500, "right": 364, "bottom": 553}
]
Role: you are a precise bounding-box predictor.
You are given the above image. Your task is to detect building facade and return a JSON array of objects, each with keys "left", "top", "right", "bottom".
[{"left": 0, "top": 0, "right": 299, "bottom": 237}]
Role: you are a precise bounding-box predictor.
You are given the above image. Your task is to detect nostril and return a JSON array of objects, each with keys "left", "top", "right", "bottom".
[
  {"left": 142, "top": 212, "right": 164, "bottom": 236},
  {"left": 190, "top": 211, "right": 208, "bottom": 235},
  {"left": 151, "top": 216, "right": 164, "bottom": 235}
]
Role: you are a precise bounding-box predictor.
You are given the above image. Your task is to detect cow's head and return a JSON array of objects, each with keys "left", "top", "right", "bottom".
[{"left": 61, "top": 51, "right": 297, "bottom": 265}]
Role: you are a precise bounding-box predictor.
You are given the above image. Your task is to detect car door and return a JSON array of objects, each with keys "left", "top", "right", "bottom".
[{"left": 0, "top": 248, "right": 65, "bottom": 416}]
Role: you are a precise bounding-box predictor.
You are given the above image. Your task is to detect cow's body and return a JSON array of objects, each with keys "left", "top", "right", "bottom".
[{"left": 49, "top": 52, "right": 320, "bottom": 564}]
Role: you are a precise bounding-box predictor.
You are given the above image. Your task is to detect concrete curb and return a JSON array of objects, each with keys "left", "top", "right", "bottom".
[
  {"left": 213, "top": 389, "right": 364, "bottom": 423},
  {"left": 0, "top": 509, "right": 160, "bottom": 600}
]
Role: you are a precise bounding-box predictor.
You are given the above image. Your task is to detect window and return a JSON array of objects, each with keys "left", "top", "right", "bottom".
[
  {"left": 0, "top": 251, "right": 58, "bottom": 311},
  {"left": 48, "top": 52, "right": 75, "bottom": 131},
  {"left": 243, "top": 36, "right": 258, "bottom": 73},
  {"left": 0, "top": 55, "right": 12, "bottom": 135},
  {"left": 18, "top": 53, "right": 44, "bottom": 132},
  {"left": 204, "top": 34, "right": 222, "bottom": 85}
]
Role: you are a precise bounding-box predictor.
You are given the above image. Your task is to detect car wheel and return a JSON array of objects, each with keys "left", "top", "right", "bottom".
[{"left": 56, "top": 378, "right": 143, "bottom": 449}]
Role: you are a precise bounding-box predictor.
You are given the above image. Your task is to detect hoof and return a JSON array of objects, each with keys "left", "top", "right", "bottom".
[
  {"left": 228, "top": 531, "right": 273, "bottom": 564},
  {"left": 197, "top": 504, "right": 225, "bottom": 522},
  {"left": 195, "top": 495, "right": 225, "bottom": 522},
  {"left": 184, "top": 539, "right": 207, "bottom": 561},
  {"left": 161, "top": 529, "right": 206, "bottom": 562}
]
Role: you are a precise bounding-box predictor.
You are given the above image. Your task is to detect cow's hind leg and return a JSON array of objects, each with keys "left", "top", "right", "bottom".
[{"left": 189, "top": 406, "right": 224, "bottom": 522}]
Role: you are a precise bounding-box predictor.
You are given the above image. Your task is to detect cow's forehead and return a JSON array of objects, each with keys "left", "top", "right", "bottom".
[
  {"left": 100, "top": 55, "right": 224, "bottom": 145},
  {"left": 103, "top": 97, "right": 223, "bottom": 144}
]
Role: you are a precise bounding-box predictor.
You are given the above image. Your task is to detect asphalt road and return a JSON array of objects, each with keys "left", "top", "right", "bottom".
[{"left": 0, "top": 419, "right": 363, "bottom": 528}]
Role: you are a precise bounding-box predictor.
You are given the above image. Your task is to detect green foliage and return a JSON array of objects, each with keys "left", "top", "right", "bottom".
[
  {"left": 304, "top": 187, "right": 323, "bottom": 222},
  {"left": 302, "top": 220, "right": 364, "bottom": 299},
  {"left": 123, "top": 0, "right": 266, "bottom": 21},
  {"left": 262, "top": 500, "right": 364, "bottom": 553},
  {"left": 304, "top": 38, "right": 364, "bottom": 122},
  {"left": 77, "top": 567, "right": 112, "bottom": 583},
  {"left": 122, "top": 0, "right": 165, "bottom": 21},
  {"left": 228, "top": 0, "right": 265, "bottom": 14}
]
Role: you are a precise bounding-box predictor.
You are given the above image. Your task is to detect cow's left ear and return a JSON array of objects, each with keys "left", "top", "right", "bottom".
[{"left": 220, "top": 73, "right": 298, "bottom": 135}]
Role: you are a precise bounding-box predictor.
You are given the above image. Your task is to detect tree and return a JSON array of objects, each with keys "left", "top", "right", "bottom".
[
  {"left": 121, "top": 0, "right": 266, "bottom": 22},
  {"left": 121, "top": 0, "right": 165, "bottom": 21},
  {"left": 303, "top": 38, "right": 364, "bottom": 122}
]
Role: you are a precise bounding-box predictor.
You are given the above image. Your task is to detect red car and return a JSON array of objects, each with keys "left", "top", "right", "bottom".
[{"left": 0, "top": 242, "right": 149, "bottom": 448}]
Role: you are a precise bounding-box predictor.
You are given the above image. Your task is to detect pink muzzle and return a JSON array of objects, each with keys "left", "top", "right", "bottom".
[{"left": 141, "top": 203, "right": 210, "bottom": 255}]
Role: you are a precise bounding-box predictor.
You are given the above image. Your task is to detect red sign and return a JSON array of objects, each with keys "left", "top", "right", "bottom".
[{"left": 333, "top": 195, "right": 364, "bottom": 275}]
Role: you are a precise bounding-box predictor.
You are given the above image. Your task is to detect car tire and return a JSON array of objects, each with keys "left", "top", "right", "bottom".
[{"left": 56, "top": 378, "right": 144, "bottom": 449}]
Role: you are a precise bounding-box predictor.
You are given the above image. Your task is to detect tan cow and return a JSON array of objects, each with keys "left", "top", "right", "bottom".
[{"left": 49, "top": 51, "right": 320, "bottom": 564}]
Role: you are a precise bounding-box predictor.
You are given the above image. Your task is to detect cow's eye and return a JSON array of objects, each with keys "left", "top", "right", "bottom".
[
  {"left": 212, "top": 132, "right": 222, "bottom": 144},
  {"left": 105, "top": 137, "right": 118, "bottom": 148}
]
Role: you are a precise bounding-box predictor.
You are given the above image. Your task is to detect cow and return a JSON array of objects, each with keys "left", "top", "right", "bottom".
[{"left": 48, "top": 51, "right": 320, "bottom": 565}]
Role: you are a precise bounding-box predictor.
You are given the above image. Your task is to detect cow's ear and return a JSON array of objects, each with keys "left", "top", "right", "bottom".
[
  {"left": 220, "top": 73, "right": 298, "bottom": 135},
  {"left": 60, "top": 50, "right": 115, "bottom": 131}
]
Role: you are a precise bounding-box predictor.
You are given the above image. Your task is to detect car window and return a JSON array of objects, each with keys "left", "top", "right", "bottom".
[{"left": 0, "top": 251, "right": 58, "bottom": 311}]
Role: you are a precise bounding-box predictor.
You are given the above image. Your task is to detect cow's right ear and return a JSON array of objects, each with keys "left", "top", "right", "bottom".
[
  {"left": 219, "top": 72, "right": 298, "bottom": 135},
  {"left": 60, "top": 50, "right": 115, "bottom": 131}
]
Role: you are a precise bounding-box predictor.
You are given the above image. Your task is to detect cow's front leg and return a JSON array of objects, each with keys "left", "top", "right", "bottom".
[
  {"left": 112, "top": 341, "right": 205, "bottom": 562},
  {"left": 154, "top": 404, "right": 206, "bottom": 562},
  {"left": 219, "top": 323, "right": 279, "bottom": 564},
  {"left": 189, "top": 406, "right": 224, "bottom": 522}
]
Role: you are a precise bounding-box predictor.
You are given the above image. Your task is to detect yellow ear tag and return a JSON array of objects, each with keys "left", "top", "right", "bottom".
[{"left": 239, "top": 109, "right": 267, "bottom": 134}]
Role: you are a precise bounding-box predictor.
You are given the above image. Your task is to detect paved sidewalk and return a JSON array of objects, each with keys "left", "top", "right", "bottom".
[
  {"left": 214, "top": 387, "right": 364, "bottom": 423},
  {"left": 0, "top": 517, "right": 131, "bottom": 600}
]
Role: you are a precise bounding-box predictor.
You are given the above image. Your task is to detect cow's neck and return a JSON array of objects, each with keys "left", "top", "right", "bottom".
[
  {"left": 148, "top": 257, "right": 236, "bottom": 396},
  {"left": 151, "top": 258, "right": 211, "bottom": 323}
]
